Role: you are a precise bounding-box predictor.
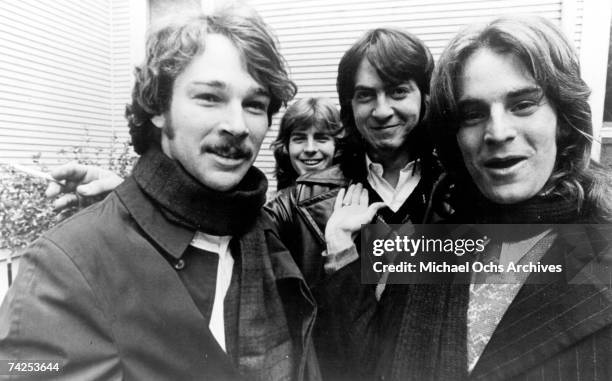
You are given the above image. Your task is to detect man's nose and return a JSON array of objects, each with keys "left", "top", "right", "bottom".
[
  {"left": 221, "top": 101, "right": 249, "bottom": 138},
  {"left": 304, "top": 137, "right": 317, "bottom": 153},
  {"left": 484, "top": 106, "right": 517, "bottom": 144},
  {"left": 372, "top": 95, "right": 393, "bottom": 121}
]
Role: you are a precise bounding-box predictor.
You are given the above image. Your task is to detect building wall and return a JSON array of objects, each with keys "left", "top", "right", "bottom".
[
  {"left": 246, "top": 0, "right": 588, "bottom": 192},
  {"left": 0, "top": 0, "right": 132, "bottom": 167}
]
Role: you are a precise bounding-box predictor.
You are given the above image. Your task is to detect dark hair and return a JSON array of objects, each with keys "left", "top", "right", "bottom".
[
  {"left": 126, "top": 9, "right": 297, "bottom": 154},
  {"left": 336, "top": 28, "right": 435, "bottom": 179},
  {"left": 430, "top": 16, "right": 612, "bottom": 221},
  {"left": 271, "top": 97, "right": 343, "bottom": 190}
]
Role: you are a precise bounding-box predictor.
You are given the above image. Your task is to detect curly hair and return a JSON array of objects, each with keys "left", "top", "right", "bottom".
[
  {"left": 271, "top": 97, "right": 343, "bottom": 190},
  {"left": 430, "top": 16, "right": 612, "bottom": 221},
  {"left": 335, "top": 28, "right": 436, "bottom": 179},
  {"left": 126, "top": 9, "right": 297, "bottom": 154}
]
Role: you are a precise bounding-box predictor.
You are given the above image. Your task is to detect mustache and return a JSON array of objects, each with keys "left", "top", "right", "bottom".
[{"left": 205, "top": 141, "right": 253, "bottom": 159}]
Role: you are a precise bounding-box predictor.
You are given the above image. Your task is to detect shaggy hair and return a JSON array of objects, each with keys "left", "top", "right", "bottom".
[
  {"left": 430, "top": 16, "right": 612, "bottom": 221},
  {"left": 126, "top": 9, "right": 297, "bottom": 154},
  {"left": 335, "top": 28, "right": 436, "bottom": 179},
  {"left": 271, "top": 97, "right": 343, "bottom": 190}
]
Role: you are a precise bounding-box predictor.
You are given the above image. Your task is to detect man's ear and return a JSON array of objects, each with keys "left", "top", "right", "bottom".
[{"left": 151, "top": 114, "right": 166, "bottom": 129}]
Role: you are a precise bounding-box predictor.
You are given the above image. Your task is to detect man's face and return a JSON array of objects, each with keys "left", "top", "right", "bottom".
[
  {"left": 152, "top": 34, "right": 271, "bottom": 191},
  {"left": 456, "top": 48, "right": 557, "bottom": 204},
  {"left": 351, "top": 58, "right": 422, "bottom": 157},
  {"left": 288, "top": 126, "right": 336, "bottom": 175}
]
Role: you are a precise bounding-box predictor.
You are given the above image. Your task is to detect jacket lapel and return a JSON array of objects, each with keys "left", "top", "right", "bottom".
[{"left": 471, "top": 225, "right": 612, "bottom": 380}]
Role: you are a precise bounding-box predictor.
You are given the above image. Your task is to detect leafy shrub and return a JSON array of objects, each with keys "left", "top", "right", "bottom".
[{"left": 0, "top": 136, "right": 136, "bottom": 251}]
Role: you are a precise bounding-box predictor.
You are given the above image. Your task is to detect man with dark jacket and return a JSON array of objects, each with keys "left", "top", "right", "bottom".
[
  {"left": 41, "top": 27, "right": 443, "bottom": 381},
  {"left": 0, "top": 10, "right": 321, "bottom": 381}
]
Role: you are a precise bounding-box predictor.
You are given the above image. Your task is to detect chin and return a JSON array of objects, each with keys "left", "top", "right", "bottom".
[
  {"left": 198, "top": 170, "right": 247, "bottom": 192},
  {"left": 480, "top": 185, "right": 538, "bottom": 205}
]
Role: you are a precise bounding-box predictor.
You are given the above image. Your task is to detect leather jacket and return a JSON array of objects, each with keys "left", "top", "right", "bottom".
[{"left": 264, "top": 162, "right": 447, "bottom": 380}]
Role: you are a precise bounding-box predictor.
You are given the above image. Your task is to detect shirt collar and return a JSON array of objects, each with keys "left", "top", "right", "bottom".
[
  {"left": 365, "top": 154, "right": 417, "bottom": 177},
  {"left": 190, "top": 232, "right": 232, "bottom": 260}
]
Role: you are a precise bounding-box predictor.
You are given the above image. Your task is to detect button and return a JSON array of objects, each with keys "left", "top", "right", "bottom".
[{"left": 174, "top": 259, "right": 185, "bottom": 270}]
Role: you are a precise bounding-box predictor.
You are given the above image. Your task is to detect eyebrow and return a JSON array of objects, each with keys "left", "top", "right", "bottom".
[
  {"left": 458, "top": 86, "right": 543, "bottom": 108},
  {"left": 353, "top": 85, "right": 375, "bottom": 92},
  {"left": 189, "top": 81, "right": 270, "bottom": 97}
]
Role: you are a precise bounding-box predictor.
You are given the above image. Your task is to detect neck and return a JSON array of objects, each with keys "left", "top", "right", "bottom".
[{"left": 368, "top": 147, "right": 412, "bottom": 188}]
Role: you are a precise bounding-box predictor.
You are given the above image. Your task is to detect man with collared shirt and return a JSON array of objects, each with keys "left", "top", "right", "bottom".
[{"left": 0, "top": 10, "right": 322, "bottom": 380}]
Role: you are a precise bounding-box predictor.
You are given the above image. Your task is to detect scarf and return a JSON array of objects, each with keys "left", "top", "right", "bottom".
[
  {"left": 132, "top": 148, "right": 296, "bottom": 380},
  {"left": 132, "top": 146, "right": 267, "bottom": 236},
  {"left": 381, "top": 189, "right": 581, "bottom": 381}
]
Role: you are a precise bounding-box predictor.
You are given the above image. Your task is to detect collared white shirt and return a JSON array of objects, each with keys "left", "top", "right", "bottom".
[
  {"left": 189, "top": 231, "right": 233, "bottom": 352},
  {"left": 365, "top": 155, "right": 421, "bottom": 212}
]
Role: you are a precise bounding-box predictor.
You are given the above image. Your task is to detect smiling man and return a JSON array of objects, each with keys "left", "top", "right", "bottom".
[{"left": 0, "top": 10, "right": 324, "bottom": 381}]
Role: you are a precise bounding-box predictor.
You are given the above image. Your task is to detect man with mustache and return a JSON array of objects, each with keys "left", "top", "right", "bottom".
[
  {"left": 0, "top": 10, "right": 322, "bottom": 381},
  {"left": 43, "top": 27, "right": 439, "bottom": 380}
]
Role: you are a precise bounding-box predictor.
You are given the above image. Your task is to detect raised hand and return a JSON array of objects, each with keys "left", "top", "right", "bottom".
[{"left": 324, "top": 183, "right": 385, "bottom": 253}]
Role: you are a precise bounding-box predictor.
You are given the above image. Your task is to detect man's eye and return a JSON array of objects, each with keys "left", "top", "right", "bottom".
[
  {"left": 390, "top": 86, "right": 410, "bottom": 99},
  {"left": 194, "top": 93, "right": 221, "bottom": 104},
  {"left": 245, "top": 100, "right": 269, "bottom": 114},
  {"left": 459, "top": 110, "right": 487, "bottom": 127},
  {"left": 511, "top": 100, "right": 538, "bottom": 115},
  {"left": 353, "top": 91, "right": 374, "bottom": 103},
  {"left": 315, "top": 134, "right": 332, "bottom": 142},
  {"left": 290, "top": 136, "right": 305, "bottom": 143}
]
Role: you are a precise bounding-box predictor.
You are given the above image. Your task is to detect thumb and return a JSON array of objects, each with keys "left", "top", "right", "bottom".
[{"left": 367, "top": 202, "right": 386, "bottom": 218}]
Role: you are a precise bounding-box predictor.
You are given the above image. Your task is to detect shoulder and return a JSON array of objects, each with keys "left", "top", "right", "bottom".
[{"left": 42, "top": 192, "right": 130, "bottom": 256}]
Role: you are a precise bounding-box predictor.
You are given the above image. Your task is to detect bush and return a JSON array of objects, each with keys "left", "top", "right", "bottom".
[{"left": 0, "top": 137, "right": 136, "bottom": 251}]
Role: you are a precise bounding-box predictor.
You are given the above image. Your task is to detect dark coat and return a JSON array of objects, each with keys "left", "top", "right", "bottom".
[
  {"left": 0, "top": 178, "right": 320, "bottom": 381},
  {"left": 376, "top": 224, "right": 612, "bottom": 381},
  {"left": 265, "top": 163, "right": 444, "bottom": 380},
  {"left": 468, "top": 224, "right": 612, "bottom": 381}
]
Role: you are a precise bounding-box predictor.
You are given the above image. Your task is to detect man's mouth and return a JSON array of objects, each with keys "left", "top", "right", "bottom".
[
  {"left": 300, "top": 158, "right": 324, "bottom": 166},
  {"left": 207, "top": 144, "right": 252, "bottom": 160},
  {"left": 484, "top": 156, "right": 526, "bottom": 169},
  {"left": 371, "top": 124, "right": 399, "bottom": 131}
]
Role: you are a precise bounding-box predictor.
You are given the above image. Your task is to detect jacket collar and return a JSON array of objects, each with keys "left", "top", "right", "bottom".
[
  {"left": 117, "top": 176, "right": 311, "bottom": 287},
  {"left": 471, "top": 224, "right": 612, "bottom": 380},
  {"left": 116, "top": 177, "right": 194, "bottom": 259},
  {"left": 296, "top": 164, "right": 349, "bottom": 187}
]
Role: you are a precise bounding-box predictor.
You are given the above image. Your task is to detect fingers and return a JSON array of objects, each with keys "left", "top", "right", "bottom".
[
  {"left": 52, "top": 194, "right": 80, "bottom": 211},
  {"left": 359, "top": 187, "right": 369, "bottom": 205},
  {"left": 334, "top": 188, "right": 346, "bottom": 211},
  {"left": 49, "top": 161, "right": 88, "bottom": 183},
  {"left": 76, "top": 175, "right": 123, "bottom": 197},
  {"left": 45, "top": 181, "right": 63, "bottom": 198},
  {"left": 350, "top": 183, "right": 363, "bottom": 205},
  {"left": 367, "top": 202, "right": 386, "bottom": 218}
]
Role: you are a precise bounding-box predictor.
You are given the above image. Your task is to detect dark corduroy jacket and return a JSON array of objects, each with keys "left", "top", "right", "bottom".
[{"left": 0, "top": 177, "right": 321, "bottom": 381}]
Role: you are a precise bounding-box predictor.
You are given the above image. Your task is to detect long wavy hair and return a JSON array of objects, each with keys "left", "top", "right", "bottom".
[
  {"left": 336, "top": 28, "right": 436, "bottom": 180},
  {"left": 271, "top": 97, "right": 344, "bottom": 190},
  {"left": 126, "top": 9, "right": 297, "bottom": 154},
  {"left": 430, "top": 16, "right": 612, "bottom": 221}
]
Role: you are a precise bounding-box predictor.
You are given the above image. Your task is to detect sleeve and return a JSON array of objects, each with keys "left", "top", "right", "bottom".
[
  {"left": 310, "top": 252, "right": 381, "bottom": 380},
  {"left": 263, "top": 189, "right": 295, "bottom": 244},
  {"left": 0, "top": 238, "right": 122, "bottom": 380}
]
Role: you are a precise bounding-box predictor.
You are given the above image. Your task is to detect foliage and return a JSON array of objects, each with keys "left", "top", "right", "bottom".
[{"left": 0, "top": 135, "right": 136, "bottom": 251}]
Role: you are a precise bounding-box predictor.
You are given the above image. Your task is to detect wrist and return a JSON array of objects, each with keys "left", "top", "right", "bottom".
[{"left": 325, "top": 229, "right": 354, "bottom": 254}]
